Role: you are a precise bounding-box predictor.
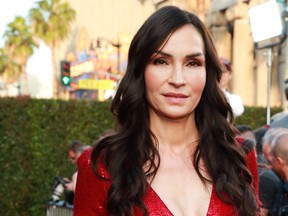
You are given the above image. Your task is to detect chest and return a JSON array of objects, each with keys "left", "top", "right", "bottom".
[
  {"left": 149, "top": 161, "right": 212, "bottom": 216},
  {"left": 142, "top": 183, "right": 236, "bottom": 216}
]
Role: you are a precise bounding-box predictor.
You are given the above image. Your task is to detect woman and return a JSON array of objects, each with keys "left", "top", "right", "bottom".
[{"left": 74, "top": 6, "right": 260, "bottom": 216}]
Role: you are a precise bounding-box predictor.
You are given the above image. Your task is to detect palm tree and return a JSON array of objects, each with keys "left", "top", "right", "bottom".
[
  {"left": 1, "top": 16, "right": 37, "bottom": 95},
  {"left": 0, "top": 47, "right": 21, "bottom": 83},
  {"left": 0, "top": 48, "right": 20, "bottom": 95},
  {"left": 29, "top": 0, "right": 76, "bottom": 98}
]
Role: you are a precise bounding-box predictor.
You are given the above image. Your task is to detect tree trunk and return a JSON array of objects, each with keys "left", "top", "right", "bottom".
[
  {"left": 52, "top": 47, "right": 58, "bottom": 98},
  {"left": 22, "top": 65, "right": 29, "bottom": 96}
]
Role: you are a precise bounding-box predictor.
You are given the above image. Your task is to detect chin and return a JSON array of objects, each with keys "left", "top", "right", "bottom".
[{"left": 162, "top": 112, "right": 192, "bottom": 120}]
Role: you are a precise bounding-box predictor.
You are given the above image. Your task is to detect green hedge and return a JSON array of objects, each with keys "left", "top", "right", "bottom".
[
  {"left": 234, "top": 106, "right": 283, "bottom": 129},
  {"left": 0, "top": 97, "right": 283, "bottom": 216},
  {"left": 0, "top": 97, "right": 115, "bottom": 216}
]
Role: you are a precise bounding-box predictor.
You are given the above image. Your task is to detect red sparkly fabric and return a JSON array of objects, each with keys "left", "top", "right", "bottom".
[{"left": 74, "top": 138, "right": 260, "bottom": 216}]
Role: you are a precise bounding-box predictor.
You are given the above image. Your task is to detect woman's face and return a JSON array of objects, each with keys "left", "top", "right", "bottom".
[{"left": 144, "top": 24, "right": 206, "bottom": 120}]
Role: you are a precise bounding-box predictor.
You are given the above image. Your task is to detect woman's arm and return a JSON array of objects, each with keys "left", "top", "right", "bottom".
[
  {"left": 246, "top": 147, "right": 262, "bottom": 208},
  {"left": 74, "top": 149, "right": 110, "bottom": 216}
]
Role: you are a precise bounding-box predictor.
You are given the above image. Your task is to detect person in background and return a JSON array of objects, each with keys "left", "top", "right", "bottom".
[
  {"left": 66, "top": 140, "right": 84, "bottom": 165},
  {"left": 65, "top": 141, "right": 91, "bottom": 205},
  {"left": 236, "top": 124, "right": 279, "bottom": 216},
  {"left": 254, "top": 126, "right": 269, "bottom": 164},
  {"left": 66, "top": 145, "right": 91, "bottom": 192},
  {"left": 235, "top": 124, "right": 256, "bottom": 141},
  {"left": 219, "top": 57, "right": 244, "bottom": 118},
  {"left": 74, "top": 6, "right": 260, "bottom": 216},
  {"left": 268, "top": 130, "right": 288, "bottom": 216},
  {"left": 262, "top": 128, "right": 288, "bottom": 166},
  {"left": 261, "top": 127, "right": 288, "bottom": 216}
]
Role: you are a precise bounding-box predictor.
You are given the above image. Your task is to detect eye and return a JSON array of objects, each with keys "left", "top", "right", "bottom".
[
  {"left": 187, "top": 60, "right": 202, "bottom": 67},
  {"left": 152, "top": 58, "right": 168, "bottom": 65}
]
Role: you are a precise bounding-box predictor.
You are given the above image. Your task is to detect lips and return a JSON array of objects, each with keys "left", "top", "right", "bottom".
[{"left": 163, "top": 92, "right": 188, "bottom": 98}]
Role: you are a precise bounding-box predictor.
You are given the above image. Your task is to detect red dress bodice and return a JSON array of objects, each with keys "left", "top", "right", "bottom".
[{"left": 74, "top": 138, "right": 259, "bottom": 216}]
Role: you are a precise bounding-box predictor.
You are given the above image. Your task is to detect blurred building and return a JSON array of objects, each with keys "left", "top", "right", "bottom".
[
  {"left": 5, "top": 0, "right": 285, "bottom": 108},
  {"left": 205, "top": 0, "right": 288, "bottom": 110},
  {"left": 55, "top": 0, "right": 156, "bottom": 100}
]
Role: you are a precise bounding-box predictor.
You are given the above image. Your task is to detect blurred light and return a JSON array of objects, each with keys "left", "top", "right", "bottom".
[
  {"left": 61, "top": 76, "right": 71, "bottom": 86},
  {"left": 248, "top": 0, "right": 283, "bottom": 42},
  {"left": 60, "top": 60, "right": 71, "bottom": 86}
]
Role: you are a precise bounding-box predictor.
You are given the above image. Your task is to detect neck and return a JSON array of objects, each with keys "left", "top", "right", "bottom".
[{"left": 149, "top": 114, "right": 199, "bottom": 149}]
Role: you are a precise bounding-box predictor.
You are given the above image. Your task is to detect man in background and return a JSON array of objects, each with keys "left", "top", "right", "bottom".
[
  {"left": 268, "top": 131, "right": 288, "bottom": 216},
  {"left": 65, "top": 141, "right": 91, "bottom": 205}
]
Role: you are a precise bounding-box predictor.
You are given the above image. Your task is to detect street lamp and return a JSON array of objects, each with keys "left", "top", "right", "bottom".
[{"left": 248, "top": 0, "right": 287, "bottom": 126}]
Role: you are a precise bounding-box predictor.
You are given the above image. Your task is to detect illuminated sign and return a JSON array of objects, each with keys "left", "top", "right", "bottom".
[
  {"left": 78, "top": 79, "right": 115, "bottom": 90},
  {"left": 70, "top": 61, "right": 94, "bottom": 77}
]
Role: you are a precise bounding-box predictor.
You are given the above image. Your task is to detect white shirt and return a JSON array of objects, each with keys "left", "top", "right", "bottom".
[{"left": 224, "top": 90, "right": 244, "bottom": 117}]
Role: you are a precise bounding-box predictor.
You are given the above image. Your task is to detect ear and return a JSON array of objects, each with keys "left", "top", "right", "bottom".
[{"left": 276, "top": 156, "right": 285, "bottom": 166}]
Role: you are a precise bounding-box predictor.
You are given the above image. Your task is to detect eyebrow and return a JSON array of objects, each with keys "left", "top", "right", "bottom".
[{"left": 156, "top": 50, "right": 205, "bottom": 58}]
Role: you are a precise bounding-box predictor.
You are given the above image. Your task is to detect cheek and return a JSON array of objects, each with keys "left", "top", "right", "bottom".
[
  {"left": 144, "top": 67, "right": 163, "bottom": 92},
  {"left": 144, "top": 72, "right": 154, "bottom": 92},
  {"left": 189, "top": 72, "right": 206, "bottom": 92}
]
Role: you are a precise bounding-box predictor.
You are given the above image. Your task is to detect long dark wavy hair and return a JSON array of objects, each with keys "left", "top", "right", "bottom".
[{"left": 91, "top": 6, "right": 258, "bottom": 216}]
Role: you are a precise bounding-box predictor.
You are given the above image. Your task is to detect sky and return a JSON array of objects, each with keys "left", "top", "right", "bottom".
[
  {"left": 0, "top": 0, "right": 53, "bottom": 98},
  {"left": 0, "top": 0, "right": 35, "bottom": 47}
]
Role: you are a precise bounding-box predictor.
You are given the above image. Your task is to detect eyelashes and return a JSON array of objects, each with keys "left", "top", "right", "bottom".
[
  {"left": 151, "top": 57, "right": 203, "bottom": 67},
  {"left": 187, "top": 60, "right": 202, "bottom": 67},
  {"left": 152, "top": 58, "right": 168, "bottom": 65}
]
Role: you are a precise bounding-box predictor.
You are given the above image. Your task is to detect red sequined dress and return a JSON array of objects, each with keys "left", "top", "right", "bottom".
[{"left": 74, "top": 138, "right": 259, "bottom": 216}]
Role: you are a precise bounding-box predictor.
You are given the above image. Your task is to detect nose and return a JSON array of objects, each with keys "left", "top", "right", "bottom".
[{"left": 168, "top": 65, "right": 185, "bottom": 87}]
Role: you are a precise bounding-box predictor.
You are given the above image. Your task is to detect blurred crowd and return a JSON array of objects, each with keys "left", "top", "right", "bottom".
[
  {"left": 222, "top": 56, "right": 288, "bottom": 215},
  {"left": 236, "top": 112, "right": 288, "bottom": 216}
]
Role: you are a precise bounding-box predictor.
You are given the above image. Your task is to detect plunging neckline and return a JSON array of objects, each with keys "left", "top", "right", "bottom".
[{"left": 147, "top": 183, "right": 214, "bottom": 216}]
